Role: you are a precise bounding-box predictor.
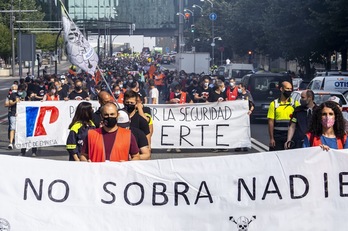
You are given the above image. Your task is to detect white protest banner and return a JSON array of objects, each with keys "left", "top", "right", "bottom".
[
  {"left": 150, "top": 100, "right": 251, "bottom": 148},
  {"left": 0, "top": 148, "right": 348, "bottom": 230},
  {"left": 15, "top": 101, "right": 100, "bottom": 149},
  {"left": 15, "top": 100, "right": 250, "bottom": 149}
]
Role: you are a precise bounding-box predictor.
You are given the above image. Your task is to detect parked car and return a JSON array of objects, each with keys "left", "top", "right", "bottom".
[
  {"left": 292, "top": 78, "right": 303, "bottom": 91},
  {"left": 290, "top": 90, "right": 348, "bottom": 120},
  {"left": 240, "top": 73, "right": 292, "bottom": 120},
  {"left": 161, "top": 55, "right": 171, "bottom": 64}
]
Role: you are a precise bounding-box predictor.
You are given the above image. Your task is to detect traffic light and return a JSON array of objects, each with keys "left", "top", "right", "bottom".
[
  {"left": 248, "top": 50, "right": 252, "bottom": 64},
  {"left": 184, "top": 12, "right": 190, "bottom": 23},
  {"left": 191, "top": 24, "right": 195, "bottom": 33}
]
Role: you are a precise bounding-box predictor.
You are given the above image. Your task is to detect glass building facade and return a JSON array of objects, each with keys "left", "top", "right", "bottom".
[{"left": 67, "top": 0, "right": 177, "bottom": 30}]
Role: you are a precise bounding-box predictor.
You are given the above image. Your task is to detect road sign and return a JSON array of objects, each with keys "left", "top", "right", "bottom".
[
  {"left": 209, "top": 13, "right": 217, "bottom": 21},
  {"left": 165, "top": 47, "right": 170, "bottom": 53}
]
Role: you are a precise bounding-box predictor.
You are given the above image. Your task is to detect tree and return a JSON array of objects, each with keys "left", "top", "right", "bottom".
[{"left": 0, "top": 23, "right": 11, "bottom": 60}]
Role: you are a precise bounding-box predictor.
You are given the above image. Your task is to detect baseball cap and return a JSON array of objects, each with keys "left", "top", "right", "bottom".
[
  {"left": 117, "top": 110, "right": 130, "bottom": 128},
  {"left": 327, "top": 96, "right": 342, "bottom": 107}
]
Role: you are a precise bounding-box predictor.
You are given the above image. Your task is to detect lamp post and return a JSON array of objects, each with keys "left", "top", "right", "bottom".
[
  {"left": 201, "top": 0, "right": 215, "bottom": 66},
  {"left": 211, "top": 36, "right": 221, "bottom": 70},
  {"left": 176, "top": 12, "right": 186, "bottom": 52}
]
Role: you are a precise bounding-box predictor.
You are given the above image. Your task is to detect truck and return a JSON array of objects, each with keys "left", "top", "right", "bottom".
[{"left": 175, "top": 52, "right": 210, "bottom": 74}]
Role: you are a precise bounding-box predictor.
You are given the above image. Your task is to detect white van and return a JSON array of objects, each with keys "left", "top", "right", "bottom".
[
  {"left": 308, "top": 76, "right": 348, "bottom": 95},
  {"left": 217, "top": 63, "right": 254, "bottom": 81}
]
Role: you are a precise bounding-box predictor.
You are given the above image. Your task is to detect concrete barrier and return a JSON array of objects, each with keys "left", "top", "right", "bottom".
[{"left": 0, "top": 69, "right": 10, "bottom": 77}]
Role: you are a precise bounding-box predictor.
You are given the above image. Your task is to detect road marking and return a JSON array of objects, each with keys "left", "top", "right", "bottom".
[
  {"left": 0, "top": 87, "right": 9, "bottom": 91},
  {"left": 251, "top": 138, "right": 269, "bottom": 152}
]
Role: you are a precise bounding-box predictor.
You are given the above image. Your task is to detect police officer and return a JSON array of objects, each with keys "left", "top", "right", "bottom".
[
  {"left": 267, "top": 81, "right": 299, "bottom": 151},
  {"left": 285, "top": 90, "right": 316, "bottom": 149}
]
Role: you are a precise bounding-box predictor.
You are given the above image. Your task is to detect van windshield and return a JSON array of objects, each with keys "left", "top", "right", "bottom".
[
  {"left": 250, "top": 76, "right": 283, "bottom": 93},
  {"left": 232, "top": 70, "right": 253, "bottom": 79}
]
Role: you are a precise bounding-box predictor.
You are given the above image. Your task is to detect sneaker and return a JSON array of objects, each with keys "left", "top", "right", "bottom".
[
  {"left": 166, "top": 148, "right": 172, "bottom": 152},
  {"left": 242, "top": 147, "right": 248, "bottom": 152},
  {"left": 175, "top": 148, "right": 181, "bottom": 153},
  {"left": 8, "top": 143, "right": 13, "bottom": 150},
  {"left": 234, "top": 148, "right": 242, "bottom": 152},
  {"left": 211, "top": 149, "right": 219, "bottom": 153},
  {"left": 32, "top": 153, "right": 37, "bottom": 157}
]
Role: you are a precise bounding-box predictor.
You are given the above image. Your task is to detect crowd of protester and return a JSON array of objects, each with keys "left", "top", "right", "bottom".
[{"left": 4, "top": 53, "right": 348, "bottom": 160}]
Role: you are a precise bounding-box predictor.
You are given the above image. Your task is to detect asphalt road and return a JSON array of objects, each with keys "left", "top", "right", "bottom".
[{"left": 0, "top": 62, "right": 270, "bottom": 161}]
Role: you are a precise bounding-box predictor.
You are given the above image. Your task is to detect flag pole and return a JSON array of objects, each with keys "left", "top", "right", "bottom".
[{"left": 96, "top": 64, "right": 120, "bottom": 109}]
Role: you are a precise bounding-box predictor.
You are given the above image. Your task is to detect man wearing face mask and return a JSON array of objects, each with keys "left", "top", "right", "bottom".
[
  {"left": 267, "top": 81, "right": 300, "bottom": 151},
  {"left": 80, "top": 102, "right": 140, "bottom": 162},
  {"left": 92, "top": 91, "right": 114, "bottom": 128},
  {"left": 194, "top": 76, "right": 210, "bottom": 103},
  {"left": 285, "top": 90, "right": 316, "bottom": 149},
  {"left": 167, "top": 84, "right": 193, "bottom": 104},
  {"left": 123, "top": 90, "right": 151, "bottom": 145},
  {"left": 112, "top": 84, "right": 124, "bottom": 104},
  {"left": 68, "top": 80, "right": 89, "bottom": 100},
  {"left": 226, "top": 78, "right": 239, "bottom": 101}
]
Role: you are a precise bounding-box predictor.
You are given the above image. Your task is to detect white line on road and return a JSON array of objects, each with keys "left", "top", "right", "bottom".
[
  {"left": 0, "top": 87, "right": 9, "bottom": 91},
  {"left": 251, "top": 138, "right": 269, "bottom": 152}
]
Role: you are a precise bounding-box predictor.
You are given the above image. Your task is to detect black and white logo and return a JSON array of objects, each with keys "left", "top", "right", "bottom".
[
  {"left": 229, "top": 216, "right": 256, "bottom": 231},
  {"left": 0, "top": 218, "right": 10, "bottom": 231}
]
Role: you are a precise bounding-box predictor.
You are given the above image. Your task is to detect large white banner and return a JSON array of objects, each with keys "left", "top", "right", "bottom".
[
  {"left": 15, "top": 101, "right": 100, "bottom": 149},
  {"left": 0, "top": 148, "right": 347, "bottom": 230},
  {"left": 150, "top": 101, "right": 251, "bottom": 148},
  {"left": 15, "top": 101, "right": 250, "bottom": 149}
]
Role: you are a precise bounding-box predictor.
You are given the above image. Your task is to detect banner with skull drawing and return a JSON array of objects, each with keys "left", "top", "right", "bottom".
[
  {"left": 0, "top": 148, "right": 348, "bottom": 230},
  {"left": 61, "top": 3, "right": 98, "bottom": 74}
]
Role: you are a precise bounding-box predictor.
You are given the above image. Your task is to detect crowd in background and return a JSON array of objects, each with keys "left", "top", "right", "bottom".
[{"left": 4, "top": 52, "right": 347, "bottom": 159}]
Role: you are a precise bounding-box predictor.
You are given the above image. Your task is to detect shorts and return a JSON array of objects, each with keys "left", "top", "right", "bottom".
[{"left": 9, "top": 116, "right": 16, "bottom": 131}]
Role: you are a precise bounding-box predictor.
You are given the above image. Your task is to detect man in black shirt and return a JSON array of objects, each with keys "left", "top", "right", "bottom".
[
  {"left": 123, "top": 90, "right": 150, "bottom": 144},
  {"left": 68, "top": 80, "right": 89, "bottom": 100},
  {"left": 6, "top": 84, "right": 19, "bottom": 149},
  {"left": 285, "top": 90, "right": 316, "bottom": 149}
]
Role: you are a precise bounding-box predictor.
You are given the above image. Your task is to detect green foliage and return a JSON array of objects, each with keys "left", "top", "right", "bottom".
[
  {"left": 194, "top": 0, "right": 347, "bottom": 70},
  {"left": 0, "top": 23, "right": 11, "bottom": 59},
  {"left": 36, "top": 33, "right": 63, "bottom": 52}
]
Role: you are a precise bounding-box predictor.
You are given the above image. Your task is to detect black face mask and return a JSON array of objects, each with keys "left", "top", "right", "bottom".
[
  {"left": 103, "top": 117, "right": 117, "bottom": 128},
  {"left": 124, "top": 104, "right": 136, "bottom": 113},
  {"left": 283, "top": 90, "right": 292, "bottom": 98},
  {"left": 75, "top": 86, "right": 82, "bottom": 91}
]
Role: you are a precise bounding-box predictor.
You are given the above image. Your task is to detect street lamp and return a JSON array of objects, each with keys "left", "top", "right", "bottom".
[
  {"left": 192, "top": 4, "right": 203, "bottom": 15},
  {"left": 176, "top": 12, "right": 186, "bottom": 52},
  {"left": 211, "top": 37, "right": 222, "bottom": 67},
  {"left": 176, "top": 12, "right": 185, "bottom": 18},
  {"left": 200, "top": 0, "right": 213, "bottom": 8}
]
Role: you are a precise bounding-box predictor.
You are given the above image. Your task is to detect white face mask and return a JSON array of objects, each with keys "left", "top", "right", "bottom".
[
  {"left": 12, "top": 90, "right": 17, "bottom": 93},
  {"left": 230, "top": 82, "right": 235, "bottom": 87},
  {"left": 238, "top": 88, "right": 242, "bottom": 93},
  {"left": 114, "top": 91, "right": 120, "bottom": 95},
  {"left": 119, "top": 84, "right": 123, "bottom": 89},
  {"left": 204, "top": 82, "right": 209, "bottom": 87},
  {"left": 174, "top": 92, "right": 180, "bottom": 96}
]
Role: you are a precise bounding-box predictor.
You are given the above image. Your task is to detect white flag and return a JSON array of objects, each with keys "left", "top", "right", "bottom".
[{"left": 61, "top": 5, "right": 98, "bottom": 74}]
